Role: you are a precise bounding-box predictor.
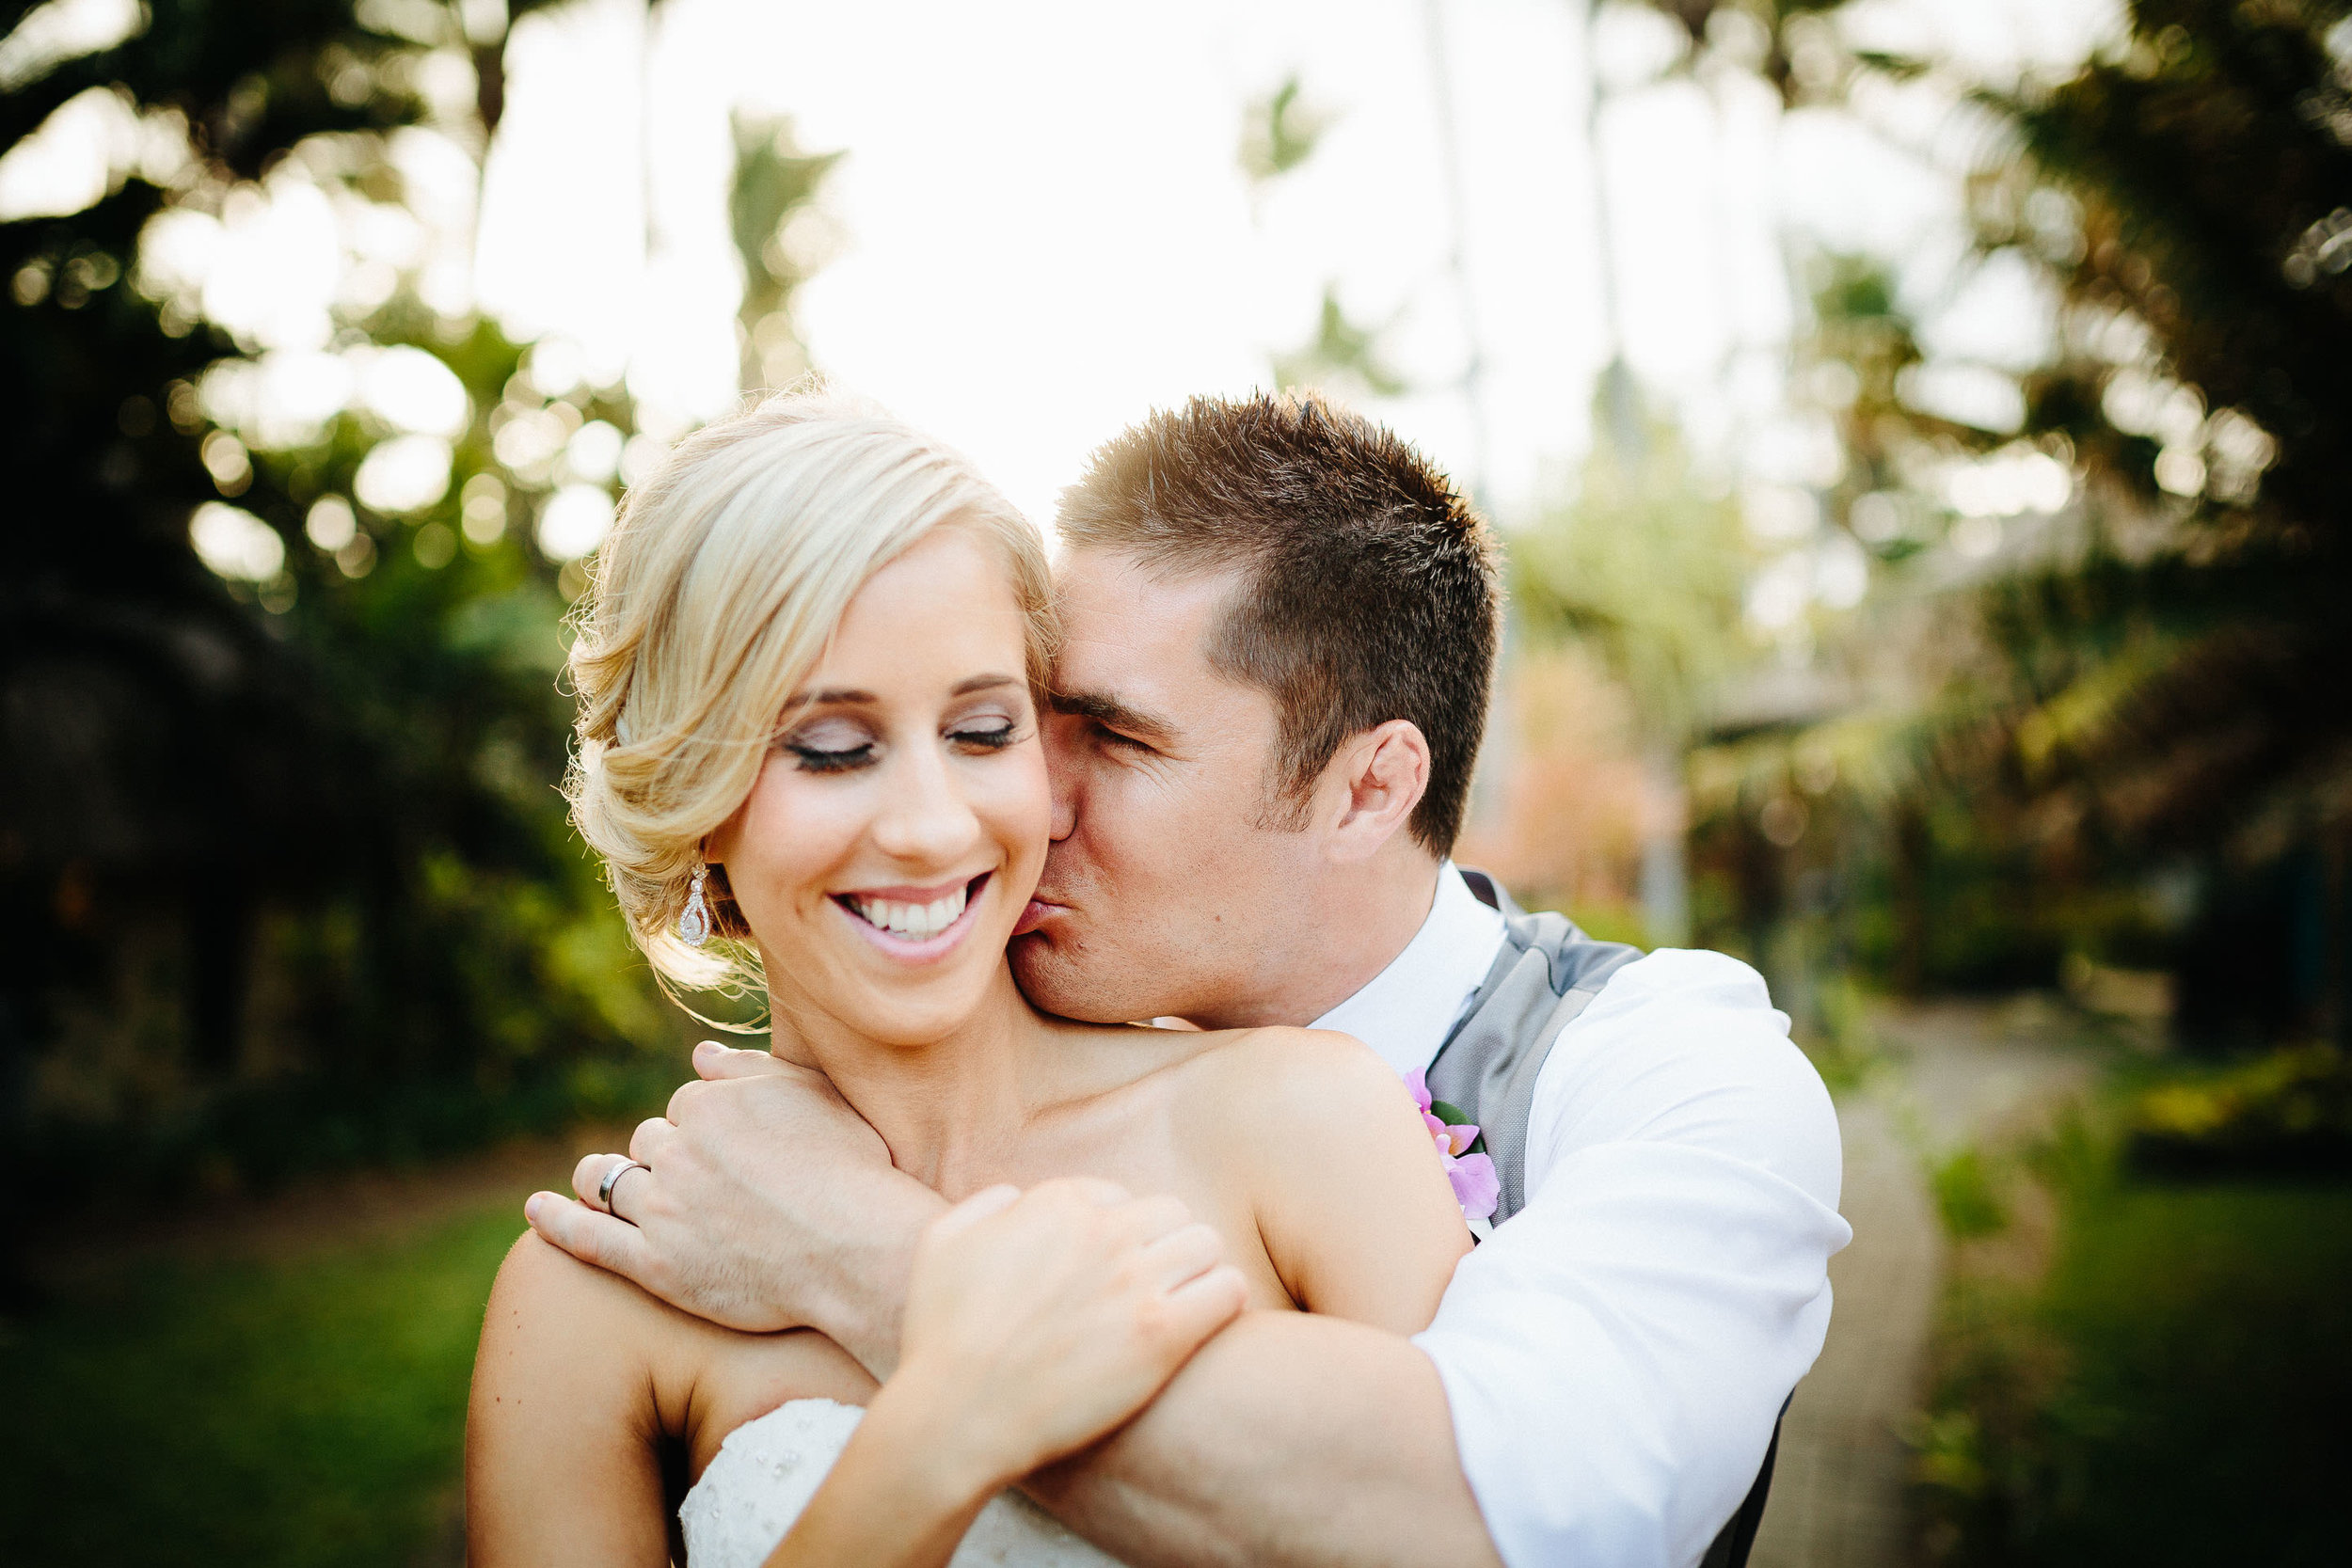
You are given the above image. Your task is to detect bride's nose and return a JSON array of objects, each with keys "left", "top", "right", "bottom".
[{"left": 870, "top": 736, "right": 981, "bottom": 866}]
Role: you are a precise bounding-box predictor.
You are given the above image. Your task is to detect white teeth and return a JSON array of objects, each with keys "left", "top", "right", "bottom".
[{"left": 849, "top": 883, "right": 968, "bottom": 941}]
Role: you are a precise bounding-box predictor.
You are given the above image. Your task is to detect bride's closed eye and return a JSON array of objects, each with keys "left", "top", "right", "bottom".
[
  {"left": 780, "top": 711, "right": 1029, "bottom": 773},
  {"left": 782, "top": 716, "right": 876, "bottom": 773},
  {"left": 946, "top": 716, "right": 1024, "bottom": 753}
]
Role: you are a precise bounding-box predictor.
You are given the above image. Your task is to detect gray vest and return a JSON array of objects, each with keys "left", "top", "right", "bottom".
[
  {"left": 1423, "top": 871, "right": 1782, "bottom": 1568},
  {"left": 1423, "top": 869, "right": 1641, "bottom": 1221}
]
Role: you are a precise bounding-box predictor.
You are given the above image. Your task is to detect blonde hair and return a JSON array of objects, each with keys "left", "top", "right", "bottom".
[{"left": 564, "top": 387, "right": 1055, "bottom": 1012}]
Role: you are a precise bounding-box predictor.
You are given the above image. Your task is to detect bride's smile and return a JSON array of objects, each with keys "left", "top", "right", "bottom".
[{"left": 707, "top": 525, "right": 1050, "bottom": 1050}]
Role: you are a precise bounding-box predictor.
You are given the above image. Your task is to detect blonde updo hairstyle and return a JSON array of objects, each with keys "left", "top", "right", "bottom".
[{"left": 565, "top": 388, "right": 1056, "bottom": 1012}]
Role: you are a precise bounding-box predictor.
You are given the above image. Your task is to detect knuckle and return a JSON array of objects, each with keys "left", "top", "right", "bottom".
[
  {"left": 570, "top": 1156, "right": 606, "bottom": 1199},
  {"left": 1132, "top": 1298, "right": 1186, "bottom": 1355}
]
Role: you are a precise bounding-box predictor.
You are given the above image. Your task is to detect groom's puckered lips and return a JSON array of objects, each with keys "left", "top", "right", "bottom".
[{"left": 1012, "top": 892, "right": 1064, "bottom": 937}]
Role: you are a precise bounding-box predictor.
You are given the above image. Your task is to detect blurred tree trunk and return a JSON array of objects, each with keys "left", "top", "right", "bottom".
[{"left": 1893, "top": 801, "right": 1929, "bottom": 998}]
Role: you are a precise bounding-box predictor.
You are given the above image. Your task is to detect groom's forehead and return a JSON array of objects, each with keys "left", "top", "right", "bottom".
[
  {"left": 1051, "top": 552, "right": 1232, "bottom": 664},
  {"left": 1047, "top": 551, "right": 1268, "bottom": 728}
]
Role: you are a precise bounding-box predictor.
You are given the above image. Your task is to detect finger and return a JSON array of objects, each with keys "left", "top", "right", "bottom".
[
  {"left": 526, "top": 1192, "right": 659, "bottom": 1283},
  {"left": 927, "top": 1182, "right": 1022, "bottom": 1245},
  {"left": 605, "top": 1161, "right": 650, "bottom": 1224},
  {"left": 572, "top": 1152, "right": 620, "bottom": 1210},
  {"left": 1137, "top": 1220, "right": 1226, "bottom": 1291},
  {"left": 1155, "top": 1262, "right": 1249, "bottom": 1350},
  {"left": 628, "top": 1117, "right": 675, "bottom": 1166},
  {"left": 573, "top": 1151, "right": 636, "bottom": 1213},
  {"left": 694, "top": 1039, "right": 792, "bottom": 1081}
]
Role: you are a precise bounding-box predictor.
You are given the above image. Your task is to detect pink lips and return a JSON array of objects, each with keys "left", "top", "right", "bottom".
[{"left": 832, "top": 872, "right": 992, "bottom": 963}]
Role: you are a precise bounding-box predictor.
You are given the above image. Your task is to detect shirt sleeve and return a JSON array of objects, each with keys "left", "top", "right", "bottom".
[{"left": 1412, "top": 949, "right": 1852, "bottom": 1568}]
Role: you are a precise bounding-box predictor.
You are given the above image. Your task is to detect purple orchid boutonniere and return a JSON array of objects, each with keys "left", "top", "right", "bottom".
[{"left": 1406, "top": 1069, "right": 1500, "bottom": 1223}]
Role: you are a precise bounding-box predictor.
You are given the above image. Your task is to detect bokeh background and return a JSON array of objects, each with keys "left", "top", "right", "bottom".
[{"left": 3, "top": 0, "right": 2347, "bottom": 1562}]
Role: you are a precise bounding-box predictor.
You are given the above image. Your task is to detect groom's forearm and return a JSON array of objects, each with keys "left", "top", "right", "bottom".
[
  {"left": 1021, "top": 1311, "right": 1502, "bottom": 1568},
  {"left": 809, "top": 1180, "right": 946, "bottom": 1379}
]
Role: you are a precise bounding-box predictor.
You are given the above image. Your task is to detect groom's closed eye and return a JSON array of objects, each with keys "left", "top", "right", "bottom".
[{"left": 1050, "top": 691, "right": 1175, "bottom": 753}]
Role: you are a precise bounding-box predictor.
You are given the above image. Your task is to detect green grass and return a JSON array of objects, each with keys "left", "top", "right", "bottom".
[
  {"left": 1930, "top": 1148, "right": 2010, "bottom": 1240},
  {"left": 2031, "top": 1180, "right": 2352, "bottom": 1564},
  {"left": 0, "top": 1201, "right": 524, "bottom": 1567},
  {"left": 1919, "top": 1157, "right": 2352, "bottom": 1567}
]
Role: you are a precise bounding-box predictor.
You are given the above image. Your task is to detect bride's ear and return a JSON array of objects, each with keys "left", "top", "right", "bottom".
[{"left": 700, "top": 815, "right": 737, "bottom": 869}]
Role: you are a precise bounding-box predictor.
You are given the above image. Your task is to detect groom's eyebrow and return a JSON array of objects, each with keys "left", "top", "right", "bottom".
[{"left": 1050, "top": 689, "right": 1177, "bottom": 745}]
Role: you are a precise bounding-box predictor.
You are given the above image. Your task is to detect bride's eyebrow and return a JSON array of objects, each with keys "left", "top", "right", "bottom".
[{"left": 782, "top": 674, "right": 1020, "bottom": 711}]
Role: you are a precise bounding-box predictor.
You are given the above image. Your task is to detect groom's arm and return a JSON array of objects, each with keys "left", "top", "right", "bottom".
[
  {"left": 1023, "top": 1310, "right": 1500, "bottom": 1568},
  {"left": 527, "top": 1048, "right": 1500, "bottom": 1568},
  {"left": 531, "top": 973, "right": 1851, "bottom": 1568}
]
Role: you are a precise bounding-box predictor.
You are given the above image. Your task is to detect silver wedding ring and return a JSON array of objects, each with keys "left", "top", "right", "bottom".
[{"left": 597, "top": 1156, "right": 646, "bottom": 1212}]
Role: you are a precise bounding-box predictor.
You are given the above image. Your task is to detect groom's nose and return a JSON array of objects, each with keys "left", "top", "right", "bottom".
[{"left": 1041, "top": 720, "right": 1078, "bottom": 842}]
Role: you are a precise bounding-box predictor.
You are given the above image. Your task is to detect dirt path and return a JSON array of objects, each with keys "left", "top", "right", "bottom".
[{"left": 1749, "top": 998, "right": 2100, "bottom": 1568}]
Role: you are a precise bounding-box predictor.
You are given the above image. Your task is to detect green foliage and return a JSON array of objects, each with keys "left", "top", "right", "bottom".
[
  {"left": 2125, "top": 1041, "right": 2352, "bottom": 1174},
  {"left": 0, "top": 1198, "right": 524, "bottom": 1566},
  {"left": 1915, "top": 1129, "right": 2352, "bottom": 1566},
  {"left": 1238, "top": 73, "right": 1332, "bottom": 185},
  {"left": 1663, "top": 1, "right": 2352, "bottom": 1018},
  {"left": 730, "top": 111, "right": 841, "bottom": 391},
  {"left": 1270, "top": 283, "right": 1408, "bottom": 400},
  {"left": 1932, "top": 1147, "right": 2011, "bottom": 1239},
  {"left": 1892, "top": 0, "right": 2352, "bottom": 851},
  {"left": 0, "top": 1, "right": 766, "bottom": 1206},
  {"left": 1515, "top": 408, "right": 1755, "bottom": 742},
  {"left": 1802, "top": 973, "right": 1883, "bottom": 1096}
]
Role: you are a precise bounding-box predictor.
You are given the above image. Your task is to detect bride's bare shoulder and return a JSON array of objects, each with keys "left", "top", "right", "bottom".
[
  {"left": 1173, "top": 1023, "right": 1406, "bottom": 1120},
  {"left": 485, "top": 1227, "right": 660, "bottom": 1338},
  {"left": 477, "top": 1230, "right": 684, "bottom": 1414},
  {"left": 1050, "top": 1018, "right": 1421, "bottom": 1159},
  {"left": 478, "top": 1232, "right": 872, "bottom": 1454}
]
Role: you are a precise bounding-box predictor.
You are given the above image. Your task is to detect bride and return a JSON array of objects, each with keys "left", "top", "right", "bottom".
[{"left": 465, "top": 390, "right": 1476, "bottom": 1567}]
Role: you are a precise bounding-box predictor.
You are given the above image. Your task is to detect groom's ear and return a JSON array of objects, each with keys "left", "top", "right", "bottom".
[{"left": 1323, "top": 720, "right": 1431, "bottom": 863}]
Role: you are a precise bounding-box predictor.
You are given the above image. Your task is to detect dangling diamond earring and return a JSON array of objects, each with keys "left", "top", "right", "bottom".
[{"left": 678, "top": 862, "right": 712, "bottom": 948}]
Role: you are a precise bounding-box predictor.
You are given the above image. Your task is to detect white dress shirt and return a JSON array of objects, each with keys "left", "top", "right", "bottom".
[{"left": 1312, "top": 864, "right": 1851, "bottom": 1568}]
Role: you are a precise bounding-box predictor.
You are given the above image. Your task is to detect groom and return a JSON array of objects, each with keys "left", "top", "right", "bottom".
[{"left": 530, "top": 393, "right": 1850, "bottom": 1568}]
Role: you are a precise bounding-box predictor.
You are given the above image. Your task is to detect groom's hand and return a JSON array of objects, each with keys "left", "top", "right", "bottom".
[{"left": 525, "top": 1042, "right": 947, "bottom": 1371}]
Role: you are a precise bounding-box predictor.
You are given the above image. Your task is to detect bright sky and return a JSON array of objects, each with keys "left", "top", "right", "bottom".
[
  {"left": 1, "top": 0, "right": 2123, "bottom": 533},
  {"left": 471, "top": 0, "right": 2122, "bottom": 527}
]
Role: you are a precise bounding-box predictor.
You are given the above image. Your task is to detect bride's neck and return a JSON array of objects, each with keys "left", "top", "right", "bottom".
[{"left": 767, "top": 964, "right": 1042, "bottom": 1196}]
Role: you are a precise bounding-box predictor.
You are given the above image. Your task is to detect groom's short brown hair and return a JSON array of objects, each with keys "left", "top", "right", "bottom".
[{"left": 1056, "top": 390, "right": 1501, "bottom": 856}]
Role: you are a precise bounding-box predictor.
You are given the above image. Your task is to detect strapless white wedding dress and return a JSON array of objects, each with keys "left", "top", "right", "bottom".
[{"left": 679, "top": 1398, "right": 1127, "bottom": 1567}]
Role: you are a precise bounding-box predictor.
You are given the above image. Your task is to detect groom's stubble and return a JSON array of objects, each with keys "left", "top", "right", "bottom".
[
  {"left": 1009, "top": 549, "right": 1331, "bottom": 1030},
  {"left": 1010, "top": 389, "right": 1497, "bottom": 1032}
]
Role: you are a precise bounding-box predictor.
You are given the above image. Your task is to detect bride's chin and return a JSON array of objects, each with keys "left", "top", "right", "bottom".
[{"left": 839, "top": 976, "right": 1007, "bottom": 1050}]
